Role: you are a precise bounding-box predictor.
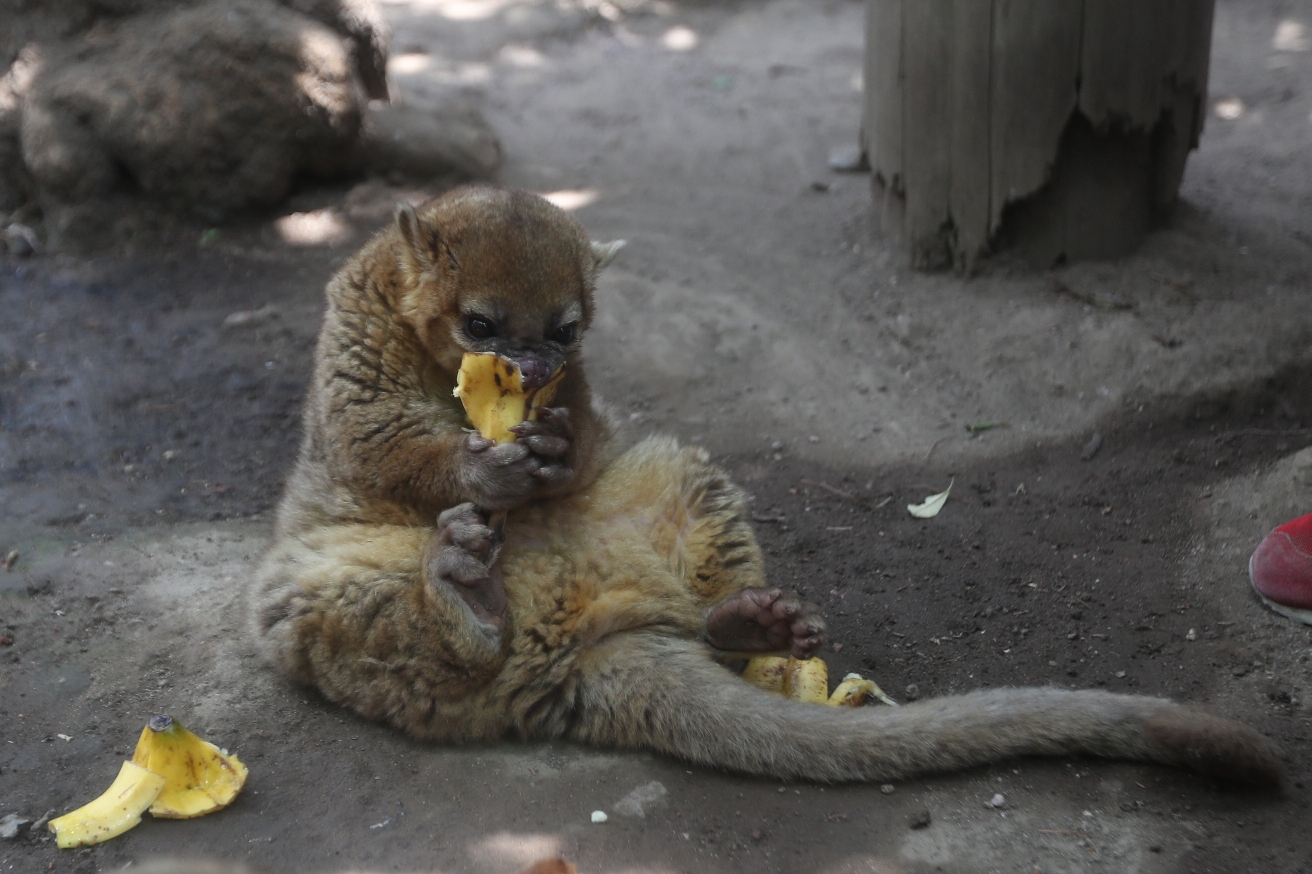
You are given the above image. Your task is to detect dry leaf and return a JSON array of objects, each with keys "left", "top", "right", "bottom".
[{"left": 907, "top": 479, "right": 953, "bottom": 519}]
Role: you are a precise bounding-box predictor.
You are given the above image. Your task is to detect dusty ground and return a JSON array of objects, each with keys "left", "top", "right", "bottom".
[{"left": 4, "top": 0, "right": 1312, "bottom": 872}]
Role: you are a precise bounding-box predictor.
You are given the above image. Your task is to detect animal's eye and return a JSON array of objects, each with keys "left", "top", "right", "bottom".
[
  {"left": 465, "top": 315, "right": 496, "bottom": 340},
  {"left": 550, "top": 322, "right": 577, "bottom": 344}
]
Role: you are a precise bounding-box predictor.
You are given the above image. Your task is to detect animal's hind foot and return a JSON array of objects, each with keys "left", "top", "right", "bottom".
[
  {"left": 425, "top": 503, "right": 507, "bottom": 628},
  {"left": 704, "top": 587, "right": 825, "bottom": 659}
]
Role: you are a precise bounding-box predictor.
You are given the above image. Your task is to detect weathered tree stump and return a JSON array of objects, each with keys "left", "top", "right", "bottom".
[{"left": 863, "top": 0, "right": 1216, "bottom": 271}]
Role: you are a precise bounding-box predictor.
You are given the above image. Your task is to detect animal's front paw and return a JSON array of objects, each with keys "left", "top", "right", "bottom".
[
  {"left": 425, "top": 502, "right": 506, "bottom": 627},
  {"left": 511, "top": 406, "right": 575, "bottom": 492},
  {"left": 704, "top": 588, "right": 826, "bottom": 659},
  {"left": 458, "top": 432, "right": 540, "bottom": 510}
]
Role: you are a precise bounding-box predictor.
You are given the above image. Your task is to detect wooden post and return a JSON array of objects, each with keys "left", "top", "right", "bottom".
[{"left": 863, "top": 0, "right": 1215, "bottom": 271}]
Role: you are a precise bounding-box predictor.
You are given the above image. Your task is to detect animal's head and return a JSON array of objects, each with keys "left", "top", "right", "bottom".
[{"left": 394, "top": 186, "right": 623, "bottom": 387}]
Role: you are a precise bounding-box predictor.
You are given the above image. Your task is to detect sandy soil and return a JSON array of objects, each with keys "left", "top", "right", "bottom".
[{"left": 3, "top": 1, "right": 1312, "bottom": 872}]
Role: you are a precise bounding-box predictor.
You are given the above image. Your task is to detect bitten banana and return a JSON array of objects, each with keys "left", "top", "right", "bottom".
[
  {"left": 740, "top": 655, "right": 788, "bottom": 694},
  {"left": 453, "top": 352, "right": 566, "bottom": 443},
  {"left": 783, "top": 656, "right": 829, "bottom": 704},
  {"left": 47, "top": 761, "right": 166, "bottom": 848},
  {"left": 742, "top": 657, "right": 897, "bottom": 707},
  {"left": 131, "top": 714, "right": 248, "bottom": 818}
]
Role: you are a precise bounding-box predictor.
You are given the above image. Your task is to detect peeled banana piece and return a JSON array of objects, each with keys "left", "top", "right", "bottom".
[
  {"left": 47, "top": 761, "right": 166, "bottom": 848},
  {"left": 131, "top": 714, "right": 248, "bottom": 819},
  {"left": 453, "top": 352, "right": 566, "bottom": 444},
  {"left": 48, "top": 714, "right": 248, "bottom": 848},
  {"left": 742, "top": 656, "right": 897, "bottom": 707},
  {"left": 740, "top": 655, "right": 788, "bottom": 694},
  {"left": 783, "top": 656, "right": 829, "bottom": 704}
]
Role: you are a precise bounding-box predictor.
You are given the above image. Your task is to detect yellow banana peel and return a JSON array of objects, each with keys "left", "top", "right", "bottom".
[
  {"left": 47, "top": 761, "right": 165, "bottom": 848},
  {"left": 131, "top": 714, "right": 248, "bottom": 819},
  {"left": 828, "top": 673, "right": 897, "bottom": 707},
  {"left": 48, "top": 714, "right": 248, "bottom": 848},
  {"left": 453, "top": 352, "right": 565, "bottom": 443},
  {"left": 742, "top": 657, "right": 898, "bottom": 707}
]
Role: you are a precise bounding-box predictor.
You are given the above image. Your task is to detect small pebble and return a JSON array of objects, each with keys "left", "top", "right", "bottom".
[
  {"left": 880, "top": 784, "right": 895, "bottom": 795},
  {"left": 770, "top": 440, "right": 783, "bottom": 451},
  {"left": 0, "top": 813, "right": 30, "bottom": 840},
  {"left": 751, "top": 829, "right": 764, "bottom": 840},
  {"left": 1081, "top": 432, "right": 1103, "bottom": 461},
  {"left": 827, "top": 145, "right": 868, "bottom": 172},
  {"left": 590, "top": 810, "right": 608, "bottom": 824},
  {"left": 908, "top": 809, "right": 931, "bottom": 830},
  {"left": 904, "top": 684, "right": 920, "bottom": 701},
  {"left": 987, "top": 793, "right": 1006, "bottom": 809},
  {"left": 4, "top": 223, "right": 39, "bottom": 258},
  {"left": 1186, "top": 628, "right": 1197, "bottom": 641}
]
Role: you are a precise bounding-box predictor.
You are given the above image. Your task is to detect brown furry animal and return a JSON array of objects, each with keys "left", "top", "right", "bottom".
[{"left": 251, "top": 186, "right": 1282, "bottom": 786}]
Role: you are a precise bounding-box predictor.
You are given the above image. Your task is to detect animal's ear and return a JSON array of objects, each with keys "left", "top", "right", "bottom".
[
  {"left": 590, "top": 239, "right": 625, "bottom": 271},
  {"left": 396, "top": 202, "right": 454, "bottom": 274}
]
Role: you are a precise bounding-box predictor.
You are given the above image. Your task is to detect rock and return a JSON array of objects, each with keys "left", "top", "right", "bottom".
[
  {"left": 904, "top": 683, "right": 920, "bottom": 701},
  {"left": 589, "top": 810, "right": 608, "bottom": 824},
  {"left": 361, "top": 101, "right": 501, "bottom": 182},
  {"left": 986, "top": 793, "right": 1006, "bottom": 809},
  {"left": 20, "top": 0, "right": 368, "bottom": 247},
  {"left": 0, "top": 47, "right": 37, "bottom": 216},
  {"left": 0, "top": 0, "right": 499, "bottom": 251},
  {"left": 280, "top": 0, "right": 392, "bottom": 101},
  {"left": 827, "top": 144, "right": 869, "bottom": 172},
  {"left": 880, "top": 783, "right": 895, "bottom": 795},
  {"left": 1081, "top": 432, "right": 1104, "bottom": 461},
  {"left": 0, "top": 813, "right": 29, "bottom": 839},
  {"left": 3, "top": 223, "right": 38, "bottom": 257},
  {"left": 613, "top": 781, "right": 668, "bottom": 818},
  {"left": 908, "top": 809, "right": 931, "bottom": 830},
  {"left": 223, "top": 305, "right": 281, "bottom": 329}
]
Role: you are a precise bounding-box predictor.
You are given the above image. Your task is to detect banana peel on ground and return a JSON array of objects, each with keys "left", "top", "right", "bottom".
[
  {"left": 47, "top": 715, "right": 247, "bottom": 848},
  {"left": 453, "top": 352, "right": 565, "bottom": 444},
  {"left": 45, "top": 761, "right": 165, "bottom": 848},
  {"left": 742, "top": 656, "right": 898, "bottom": 707},
  {"left": 131, "top": 714, "right": 248, "bottom": 819}
]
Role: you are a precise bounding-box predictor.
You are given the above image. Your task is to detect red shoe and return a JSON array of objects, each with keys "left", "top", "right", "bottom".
[{"left": 1250, "top": 511, "right": 1312, "bottom": 625}]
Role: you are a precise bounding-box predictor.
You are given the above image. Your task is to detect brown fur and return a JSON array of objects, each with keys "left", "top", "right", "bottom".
[{"left": 250, "top": 186, "right": 1282, "bottom": 786}]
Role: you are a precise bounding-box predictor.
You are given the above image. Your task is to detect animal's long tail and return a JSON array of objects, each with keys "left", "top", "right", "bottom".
[{"left": 559, "top": 634, "right": 1282, "bottom": 785}]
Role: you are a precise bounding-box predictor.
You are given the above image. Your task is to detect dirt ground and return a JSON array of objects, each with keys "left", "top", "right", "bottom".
[{"left": 4, "top": 0, "right": 1312, "bottom": 872}]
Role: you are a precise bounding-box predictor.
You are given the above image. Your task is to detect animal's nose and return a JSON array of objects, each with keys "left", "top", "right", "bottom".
[{"left": 516, "top": 354, "right": 554, "bottom": 390}]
